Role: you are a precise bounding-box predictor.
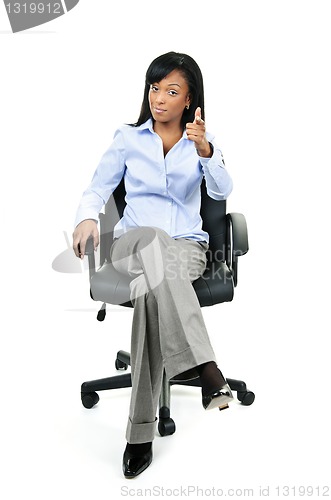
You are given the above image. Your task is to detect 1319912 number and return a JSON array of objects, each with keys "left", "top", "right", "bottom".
[{"left": 5, "top": 3, "right": 62, "bottom": 14}]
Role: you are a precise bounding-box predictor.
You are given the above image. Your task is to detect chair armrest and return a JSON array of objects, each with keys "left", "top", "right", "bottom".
[
  {"left": 226, "top": 212, "right": 249, "bottom": 287},
  {"left": 84, "top": 236, "right": 96, "bottom": 281},
  {"left": 84, "top": 212, "right": 115, "bottom": 281}
]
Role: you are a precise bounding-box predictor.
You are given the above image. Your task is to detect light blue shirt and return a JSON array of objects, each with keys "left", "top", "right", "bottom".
[{"left": 74, "top": 119, "right": 233, "bottom": 242}]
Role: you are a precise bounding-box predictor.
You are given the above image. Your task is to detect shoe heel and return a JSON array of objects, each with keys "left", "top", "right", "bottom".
[
  {"left": 202, "top": 383, "right": 234, "bottom": 411},
  {"left": 218, "top": 404, "right": 229, "bottom": 411}
]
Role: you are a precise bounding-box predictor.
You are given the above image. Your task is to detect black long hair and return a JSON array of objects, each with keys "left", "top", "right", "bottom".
[{"left": 131, "top": 52, "right": 205, "bottom": 129}]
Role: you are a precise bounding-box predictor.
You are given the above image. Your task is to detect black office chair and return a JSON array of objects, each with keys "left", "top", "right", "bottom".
[{"left": 81, "top": 178, "right": 255, "bottom": 437}]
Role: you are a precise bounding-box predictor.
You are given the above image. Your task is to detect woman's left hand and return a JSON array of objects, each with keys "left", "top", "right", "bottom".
[{"left": 186, "top": 107, "right": 212, "bottom": 158}]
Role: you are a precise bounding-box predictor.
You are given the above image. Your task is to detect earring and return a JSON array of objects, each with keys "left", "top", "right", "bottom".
[{"left": 186, "top": 105, "right": 190, "bottom": 110}]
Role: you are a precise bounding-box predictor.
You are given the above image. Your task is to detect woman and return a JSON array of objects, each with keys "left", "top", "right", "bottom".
[{"left": 73, "top": 52, "right": 234, "bottom": 478}]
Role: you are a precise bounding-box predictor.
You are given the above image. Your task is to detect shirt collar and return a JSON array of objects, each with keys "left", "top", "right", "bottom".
[
  {"left": 137, "top": 119, "right": 188, "bottom": 139},
  {"left": 136, "top": 119, "right": 154, "bottom": 132}
]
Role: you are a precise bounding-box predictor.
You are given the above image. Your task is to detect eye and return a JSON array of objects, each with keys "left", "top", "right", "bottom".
[
  {"left": 168, "top": 90, "right": 178, "bottom": 96},
  {"left": 150, "top": 85, "right": 158, "bottom": 92}
]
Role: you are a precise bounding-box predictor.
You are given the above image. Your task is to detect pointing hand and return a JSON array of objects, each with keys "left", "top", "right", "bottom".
[{"left": 186, "top": 107, "right": 211, "bottom": 157}]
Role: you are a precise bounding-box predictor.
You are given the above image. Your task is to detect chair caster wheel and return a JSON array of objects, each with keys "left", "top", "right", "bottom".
[
  {"left": 158, "top": 418, "right": 176, "bottom": 437},
  {"left": 237, "top": 390, "right": 255, "bottom": 406},
  {"left": 115, "top": 358, "right": 128, "bottom": 370},
  {"left": 97, "top": 308, "right": 106, "bottom": 321},
  {"left": 81, "top": 391, "right": 100, "bottom": 409}
]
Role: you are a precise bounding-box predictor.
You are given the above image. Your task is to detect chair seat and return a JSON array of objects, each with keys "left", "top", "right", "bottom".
[
  {"left": 90, "top": 260, "right": 234, "bottom": 308},
  {"left": 90, "top": 262, "right": 132, "bottom": 305}
]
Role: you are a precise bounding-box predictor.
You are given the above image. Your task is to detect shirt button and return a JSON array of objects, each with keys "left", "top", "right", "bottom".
[{"left": 168, "top": 201, "right": 171, "bottom": 206}]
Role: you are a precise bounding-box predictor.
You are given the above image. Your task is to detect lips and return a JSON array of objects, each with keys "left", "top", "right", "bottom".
[{"left": 154, "top": 108, "right": 166, "bottom": 114}]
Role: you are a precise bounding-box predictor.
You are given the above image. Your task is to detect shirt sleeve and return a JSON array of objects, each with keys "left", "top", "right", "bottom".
[
  {"left": 199, "top": 137, "right": 233, "bottom": 200},
  {"left": 74, "top": 128, "right": 126, "bottom": 228}
]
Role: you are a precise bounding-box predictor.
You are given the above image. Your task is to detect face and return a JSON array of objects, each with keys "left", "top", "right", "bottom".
[{"left": 148, "top": 69, "right": 191, "bottom": 127}]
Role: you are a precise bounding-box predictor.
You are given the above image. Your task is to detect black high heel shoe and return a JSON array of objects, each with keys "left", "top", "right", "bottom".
[
  {"left": 122, "top": 446, "right": 153, "bottom": 478},
  {"left": 202, "top": 382, "right": 234, "bottom": 411}
]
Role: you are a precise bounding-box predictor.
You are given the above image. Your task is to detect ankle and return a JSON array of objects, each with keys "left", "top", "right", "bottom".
[
  {"left": 126, "top": 441, "right": 152, "bottom": 456},
  {"left": 197, "top": 361, "right": 227, "bottom": 397}
]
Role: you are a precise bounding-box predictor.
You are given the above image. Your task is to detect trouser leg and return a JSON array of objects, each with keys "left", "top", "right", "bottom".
[
  {"left": 124, "top": 275, "right": 163, "bottom": 443},
  {"left": 110, "top": 226, "right": 217, "bottom": 443}
]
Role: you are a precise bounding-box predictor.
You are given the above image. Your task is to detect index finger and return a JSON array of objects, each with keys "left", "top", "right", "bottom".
[{"left": 194, "top": 107, "right": 202, "bottom": 123}]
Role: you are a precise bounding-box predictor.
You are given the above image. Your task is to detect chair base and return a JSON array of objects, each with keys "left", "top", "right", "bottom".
[{"left": 81, "top": 350, "right": 255, "bottom": 435}]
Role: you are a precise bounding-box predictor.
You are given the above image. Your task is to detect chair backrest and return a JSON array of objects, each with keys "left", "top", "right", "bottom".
[{"left": 99, "top": 177, "right": 228, "bottom": 265}]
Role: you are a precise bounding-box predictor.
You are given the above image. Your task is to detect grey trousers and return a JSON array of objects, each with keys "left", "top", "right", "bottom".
[{"left": 109, "top": 226, "right": 217, "bottom": 444}]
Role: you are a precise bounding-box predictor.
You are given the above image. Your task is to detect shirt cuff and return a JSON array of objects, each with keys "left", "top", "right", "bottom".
[
  {"left": 199, "top": 145, "right": 233, "bottom": 199},
  {"left": 198, "top": 143, "right": 224, "bottom": 168}
]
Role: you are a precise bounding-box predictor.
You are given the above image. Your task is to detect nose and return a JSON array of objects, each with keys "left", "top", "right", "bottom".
[{"left": 155, "top": 91, "right": 166, "bottom": 104}]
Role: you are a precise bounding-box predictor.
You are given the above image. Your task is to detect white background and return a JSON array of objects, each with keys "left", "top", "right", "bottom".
[{"left": 1, "top": 0, "right": 330, "bottom": 498}]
